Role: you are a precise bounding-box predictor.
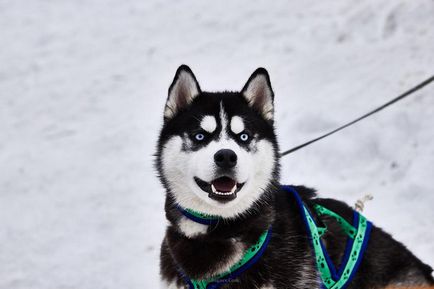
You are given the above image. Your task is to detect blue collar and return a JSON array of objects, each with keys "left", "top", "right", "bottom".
[{"left": 176, "top": 205, "right": 220, "bottom": 225}]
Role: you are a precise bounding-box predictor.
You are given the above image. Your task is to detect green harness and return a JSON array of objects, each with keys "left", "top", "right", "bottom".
[
  {"left": 177, "top": 186, "right": 372, "bottom": 289},
  {"left": 285, "top": 185, "right": 372, "bottom": 289}
]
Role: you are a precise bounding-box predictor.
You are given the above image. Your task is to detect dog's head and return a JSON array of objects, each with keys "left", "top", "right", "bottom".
[{"left": 156, "top": 65, "right": 280, "bottom": 218}]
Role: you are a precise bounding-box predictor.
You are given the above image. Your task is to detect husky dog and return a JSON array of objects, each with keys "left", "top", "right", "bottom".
[{"left": 155, "top": 65, "right": 434, "bottom": 289}]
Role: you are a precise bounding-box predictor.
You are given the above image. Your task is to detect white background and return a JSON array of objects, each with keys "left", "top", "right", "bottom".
[{"left": 0, "top": 0, "right": 433, "bottom": 288}]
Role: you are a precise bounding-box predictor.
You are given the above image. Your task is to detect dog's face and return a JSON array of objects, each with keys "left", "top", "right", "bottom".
[{"left": 156, "top": 65, "right": 279, "bottom": 218}]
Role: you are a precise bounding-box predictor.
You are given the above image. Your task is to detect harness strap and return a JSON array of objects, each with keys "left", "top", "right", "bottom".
[
  {"left": 314, "top": 204, "right": 357, "bottom": 239},
  {"left": 283, "top": 186, "right": 372, "bottom": 289}
]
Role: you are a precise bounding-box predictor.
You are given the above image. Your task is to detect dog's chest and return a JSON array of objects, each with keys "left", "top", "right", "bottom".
[{"left": 167, "top": 227, "right": 246, "bottom": 279}]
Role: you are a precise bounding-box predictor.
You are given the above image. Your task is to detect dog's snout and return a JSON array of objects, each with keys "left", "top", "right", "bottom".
[{"left": 214, "top": 149, "right": 237, "bottom": 169}]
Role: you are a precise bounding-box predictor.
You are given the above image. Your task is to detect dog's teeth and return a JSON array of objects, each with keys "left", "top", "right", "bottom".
[
  {"left": 214, "top": 191, "right": 230, "bottom": 195},
  {"left": 230, "top": 185, "right": 237, "bottom": 194},
  {"left": 211, "top": 184, "right": 237, "bottom": 196},
  {"left": 214, "top": 190, "right": 235, "bottom": 195}
]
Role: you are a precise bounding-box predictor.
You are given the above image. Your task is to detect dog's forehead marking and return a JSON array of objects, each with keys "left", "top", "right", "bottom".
[
  {"left": 200, "top": 115, "right": 217, "bottom": 133},
  {"left": 230, "top": 116, "right": 244, "bottom": 134},
  {"left": 219, "top": 102, "right": 229, "bottom": 139}
]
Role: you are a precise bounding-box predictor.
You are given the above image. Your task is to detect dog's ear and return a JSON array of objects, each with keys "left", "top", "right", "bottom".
[
  {"left": 241, "top": 68, "right": 274, "bottom": 121},
  {"left": 164, "top": 65, "right": 201, "bottom": 120}
]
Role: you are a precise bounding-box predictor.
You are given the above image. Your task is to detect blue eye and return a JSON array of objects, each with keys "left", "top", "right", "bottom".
[
  {"left": 195, "top": 133, "right": 205, "bottom": 141},
  {"left": 239, "top": 133, "right": 249, "bottom": 142}
]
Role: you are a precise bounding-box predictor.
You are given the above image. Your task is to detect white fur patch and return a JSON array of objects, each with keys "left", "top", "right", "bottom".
[
  {"left": 219, "top": 102, "right": 228, "bottom": 139},
  {"left": 178, "top": 217, "right": 208, "bottom": 238},
  {"left": 293, "top": 261, "right": 321, "bottom": 288},
  {"left": 230, "top": 116, "right": 244, "bottom": 134},
  {"left": 200, "top": 115, "right": 217, "bottom": 133}
]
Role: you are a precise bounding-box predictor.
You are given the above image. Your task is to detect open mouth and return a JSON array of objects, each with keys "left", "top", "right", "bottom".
[{"left": 194, "top": 176, "right": 245, "bottom": 203}]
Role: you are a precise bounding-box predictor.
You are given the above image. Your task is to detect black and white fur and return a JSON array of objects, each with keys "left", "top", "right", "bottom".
[{"left": 155, "top": 65, "right": 434, "bottom": 289}]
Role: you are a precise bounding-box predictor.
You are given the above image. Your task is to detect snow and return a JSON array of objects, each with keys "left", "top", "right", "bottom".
[{"left": 0, "top": 0, "right": 433, "bottom": 288}]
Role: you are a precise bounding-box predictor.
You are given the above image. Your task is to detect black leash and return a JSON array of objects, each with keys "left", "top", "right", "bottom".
[{"left": 280, "top": 75, "right": 434, "bottom": 157}]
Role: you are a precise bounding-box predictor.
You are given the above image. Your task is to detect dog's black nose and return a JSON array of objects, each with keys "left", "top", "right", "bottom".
[{"left": 214, "top": 149, "right": 237, "bottom": 169}]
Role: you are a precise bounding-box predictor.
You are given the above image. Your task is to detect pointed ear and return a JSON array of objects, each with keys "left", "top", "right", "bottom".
[
  {"left": 164, "top": 65, "right": 201, "bottom": 120},
  {"left": 241, "top": 68, "right": 274, "bottom": 121}
]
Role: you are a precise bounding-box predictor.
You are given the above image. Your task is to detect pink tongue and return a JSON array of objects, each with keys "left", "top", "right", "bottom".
[{"left": 212, "top": 177, "right": 236, "bottom": 192}]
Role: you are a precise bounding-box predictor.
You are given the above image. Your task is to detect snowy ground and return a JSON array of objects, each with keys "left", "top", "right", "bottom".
[{"left": 0, "top": 0, "right": 433, "bottom": 288}]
